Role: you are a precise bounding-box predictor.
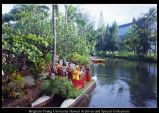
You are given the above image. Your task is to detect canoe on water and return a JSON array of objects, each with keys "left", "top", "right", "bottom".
[
  {"left": 91, "top": 59, "right": 105, "bottom": 63},
  {"left": 31, "top": 81, "right": 96, "bottom": 108}
]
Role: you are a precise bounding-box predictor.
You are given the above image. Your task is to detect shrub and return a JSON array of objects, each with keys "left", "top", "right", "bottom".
[
  {"left": 45, "top": 52, "right": 52, "bottom": 65},
  {"left": 43, "top": 76, "right": 75, "bottom": 98},
  {"left": 2, "top": 71, "right": 25, "bottom": 99},
  {"left": 2, "top": 64, "right": 17, "bottom": 75},
  {"left": 30, "top": 58, "right": 46, "bottom": 75},
  {"left": 68, "top": 52, "right": 90, "bottom": 65}
]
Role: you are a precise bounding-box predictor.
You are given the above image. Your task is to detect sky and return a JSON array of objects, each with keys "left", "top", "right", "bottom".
[{"left": 2, "top": 4, "right": 157, "bottom": 29}]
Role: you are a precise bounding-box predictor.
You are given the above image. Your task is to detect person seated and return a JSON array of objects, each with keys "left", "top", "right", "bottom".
[{"left": 67, "top": 63, "right": 73, "bottom": 81}]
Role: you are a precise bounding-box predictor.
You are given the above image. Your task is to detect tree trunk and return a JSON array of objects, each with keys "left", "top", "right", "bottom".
[
  {"left": 52, "top": 4, "right": 57, "bottom": 70},
  {"left": 63, "top": 58, "right": 66, "bottom": 66}
]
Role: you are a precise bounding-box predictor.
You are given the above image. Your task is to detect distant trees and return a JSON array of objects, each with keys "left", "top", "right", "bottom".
[
  {"left": 96, "top": 21, "right": 119, "bottom": 53},
  {"left": 124, "top": 7, "right": 157, "bottom": 56},
  {"left": 96, "top": 7, "right": 157, "bottom": 56}
]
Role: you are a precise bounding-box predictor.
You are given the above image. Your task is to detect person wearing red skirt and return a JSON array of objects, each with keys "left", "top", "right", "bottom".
[
  {"left": 57, "top": 64, "right": 63, "bottom": 77},
  {"left": 67, "top": 63, "right": 73, "bottom": 81},
  {"left": 72, "top": 66, "right": 80, "bottom": 90},
  {"left": 80, "top": 65, "right": 85, "bottom": 88},
  {"left": 80, "top": 73, "right": 85, "bottom": 88},
  {"left": 85, "top": 64, "right": 91, "bottom": 83}
]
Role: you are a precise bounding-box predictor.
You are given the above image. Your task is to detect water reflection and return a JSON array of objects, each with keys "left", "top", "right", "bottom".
[{"left": 89, "top": 58, "right": 157, "bottom": 108}]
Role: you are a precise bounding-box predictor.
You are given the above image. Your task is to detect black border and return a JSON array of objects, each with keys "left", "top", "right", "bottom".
[
  {"left": 1, "top": 0, "right": 159, "bottom": 4},
  {"left": 1, "top": 0, "right": 159, "bottom": 113}
]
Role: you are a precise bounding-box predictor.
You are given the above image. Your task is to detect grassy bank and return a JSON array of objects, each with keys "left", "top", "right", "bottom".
[{"left": 96, "top": 51, "right": 157, "bottom": 63}]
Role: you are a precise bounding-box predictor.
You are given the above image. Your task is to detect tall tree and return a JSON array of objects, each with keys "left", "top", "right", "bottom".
[
  {"left": 52, "top": 4, "right": 57, "bottom": 69},
  {"left": 124, "top": 7, "right": 157, "bottom": 56}
]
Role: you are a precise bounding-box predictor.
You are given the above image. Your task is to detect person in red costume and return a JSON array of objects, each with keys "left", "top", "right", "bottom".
[
  {"left": 57, "top": 63, "right": 63, "bottom": 77},
  {"left": 85, "top": 64, "right": 91, "bottom": 83},
  {"left": 67, "top": 63, "right": 73, "bottom": 81},
  {"left": 80, "top": 65, "right": 85, "bottom": 88},
  {"left": 72, "top": 65, "right": 80, "bottom": 90}
]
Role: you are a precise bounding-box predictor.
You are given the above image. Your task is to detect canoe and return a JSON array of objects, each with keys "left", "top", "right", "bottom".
[
  {"left": 91, "top": 59, "right": 105, "bottom": 63},
  {"left": 62, "top": 80, "right": 96, "bottom": 108},
  {"left": 31, "top": 95, "right": 54, "bottom": 107}
]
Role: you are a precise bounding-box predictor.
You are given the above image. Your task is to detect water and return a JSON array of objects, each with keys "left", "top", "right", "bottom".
[{"left": 89, "top": 58, "right": 157, "bottom": 108}]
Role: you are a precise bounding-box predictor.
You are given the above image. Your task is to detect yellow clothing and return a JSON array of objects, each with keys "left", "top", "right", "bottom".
[
  {"left": 73, "top": 69, "right": 77, "bottom": 79},
  {"left": 73, "top": 69, "right": 80, "bottom": 80},
  {"left": 75, "top": 71, "right": 80, "bottom": 80}
]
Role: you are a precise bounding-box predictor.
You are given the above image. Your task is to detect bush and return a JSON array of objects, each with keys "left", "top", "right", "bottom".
[
  {"left": 45, "top": 52, "right": 52, "bottom": 65},
  {"left": 2, "top": 71, "right": 25, "bottom": 99},
  {"left": 43, "top": 76, "right": 75, "bottom": 98},
  {"left": 68, "top": 52, "right": 90, "bottom": 65},
  {"left": 2, "top": 64, "right": 17, "bottom": 75},
  {"left": 30, "top": 58, "right": 46, "bottom": 75}
]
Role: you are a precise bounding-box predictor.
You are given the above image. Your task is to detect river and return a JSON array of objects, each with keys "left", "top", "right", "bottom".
[{"left": 89, "top": 58, "right": 157, "bottom": 108}]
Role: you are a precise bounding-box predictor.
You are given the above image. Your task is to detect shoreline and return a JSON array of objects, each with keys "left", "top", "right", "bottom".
[{"left": 94, "top": 55, "right": 157, "bottom": 63}]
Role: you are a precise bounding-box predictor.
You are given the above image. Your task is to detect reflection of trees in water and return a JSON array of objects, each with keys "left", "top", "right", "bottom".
[
  {"left": 90, "top": 58, "right": 157, "bottom": 107},
  {"left": 128, "top": 62, "right": 157, "bottom": 107}
]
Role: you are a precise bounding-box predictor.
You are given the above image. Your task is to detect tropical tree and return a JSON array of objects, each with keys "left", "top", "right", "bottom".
[
  {"left": 124, "top": 7, "right": 157, "bottom": 56},
  {"left": 96, "top": 22, "right": 119, "bottom": 53}
]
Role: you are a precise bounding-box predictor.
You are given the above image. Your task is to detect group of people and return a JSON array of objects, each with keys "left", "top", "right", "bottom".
[{"left": 49, "top": 63, "right": 91, "bottom": 90}]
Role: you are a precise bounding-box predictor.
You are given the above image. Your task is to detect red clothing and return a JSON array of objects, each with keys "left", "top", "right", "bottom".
[
  {"left": 67, "top": 67, "right": 73, "bottom": 80},
  {"left": 72, "top": 79, "right": 79, "bottom": 89},
  {"left": 80, "top": 74, "right": 85, "bottom": 88},
  {"left": 57, "top": 66, "right": 63, "bottom": 77},
  {"left": 86, "top": 68, "right": 91, "bottom": 83},
  {"left": 68, "top": 71, "right": 73, "bottom": 80}
]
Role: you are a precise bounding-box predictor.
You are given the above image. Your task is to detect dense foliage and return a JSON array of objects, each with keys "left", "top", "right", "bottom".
[
  {"left": 95, "top": 7, "right": 157, "bottom": 57},
  {"left": 2, "top": 72, "right": 25, "bottom": 99},
  {"left": 2, "top": 4, "right": 96, "bottom": 75},
  {"left": 43, "top": 76, "right": 75, "bottom": 98},
  {"left": 2, "top": 4, "right": 96, "bottom": 101},
  {"left": 124, "top": 8, "right": 157, "bottom": 56},
  {"left": 68, "top": 52, "right": 91, "bottom": 65},
  {"left": 96, "top": 22, "right": 119, "bottom": 52}
]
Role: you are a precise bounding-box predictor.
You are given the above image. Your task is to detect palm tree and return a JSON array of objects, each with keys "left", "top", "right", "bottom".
[
  {"left": 62, "top": 4, "right": 68, "bottom": 66},
  {"left": 52, "top": 4, "right": 57, "bottom": 69}
]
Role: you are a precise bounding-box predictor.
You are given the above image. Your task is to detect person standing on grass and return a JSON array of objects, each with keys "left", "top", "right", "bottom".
[
  {"left": 67, "top": 63, "right": 73, "bottom": 81},
  {"left": 85, "top": 64, "right": 91, "bottom": 84}
]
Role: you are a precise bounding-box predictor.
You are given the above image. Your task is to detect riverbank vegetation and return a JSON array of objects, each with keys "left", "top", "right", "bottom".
[
  {"left": 2, "top": 4, "right": 97, "bottom": 103},
  {"left": 2, "top": 4, "right": 157, "bottom": 106},
  {"left": 96, "top": 51, "right": 157, "bottom": 62},
  {"left": 95, "top": 8, "right": 157, "bottom": 62},
  {"left": 67, "top": 52, "right": 91, "bottom": 65}
]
